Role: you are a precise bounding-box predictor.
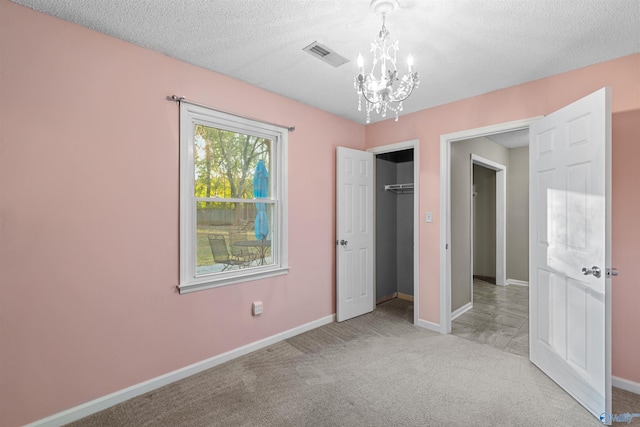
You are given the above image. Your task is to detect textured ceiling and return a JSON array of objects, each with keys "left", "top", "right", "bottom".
[
  {"left": 486, "top": 129, "right": 530, "bottom": 149},
  {"left": 11, "top": 0, "right": 640, "bottom": 124}
]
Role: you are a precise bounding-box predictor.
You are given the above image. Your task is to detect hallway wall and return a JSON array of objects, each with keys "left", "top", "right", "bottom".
[{"left": 506, "top": 147, "right": 529, "bottom": 282}]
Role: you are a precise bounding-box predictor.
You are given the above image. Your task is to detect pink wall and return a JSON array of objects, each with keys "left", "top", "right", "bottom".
[
  {"left": 611, "top": 109, "right": 640, "bottom": 383},
  {"left": 0, "top": 2, "right": 364, "bottom": 425},
  {"left": 365, "top": 54, "right": 640, "bottom": 383}
]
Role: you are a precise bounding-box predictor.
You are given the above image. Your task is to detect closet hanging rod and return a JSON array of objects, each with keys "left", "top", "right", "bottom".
[{"left": 384, "top": 183, "right": 414, "bottom": 194}]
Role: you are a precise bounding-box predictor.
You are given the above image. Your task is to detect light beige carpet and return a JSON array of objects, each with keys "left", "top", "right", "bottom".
[{"left": 69, "top": 300, "right": 635, "bottom": 426}]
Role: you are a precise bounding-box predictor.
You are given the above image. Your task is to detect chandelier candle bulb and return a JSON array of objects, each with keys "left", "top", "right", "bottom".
[{"left": 407, "top": 55, "right": 414, "bottom": 72}]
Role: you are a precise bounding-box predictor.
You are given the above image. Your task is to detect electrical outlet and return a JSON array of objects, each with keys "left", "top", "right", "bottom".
[
  {"left": 425, "top": 212, "right": 433, "bottom": 223},
  {"left": 252, "top": 301, "right": 263, "bottom": 316}
]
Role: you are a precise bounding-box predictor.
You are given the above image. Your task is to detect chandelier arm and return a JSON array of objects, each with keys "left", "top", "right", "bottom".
[
  {"left": 388, "top": 80, "right": 419, "bottom": 102},
  {"left": 357, "top": 77, "right": 419, "bottom": 107},
  {"left": 358, "top": 87, "right": 379, "bottom": 105}
]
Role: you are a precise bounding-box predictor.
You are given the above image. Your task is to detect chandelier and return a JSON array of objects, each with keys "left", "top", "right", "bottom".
[{"left": 354, "top": 0, "right": 419, "bottom": 123}]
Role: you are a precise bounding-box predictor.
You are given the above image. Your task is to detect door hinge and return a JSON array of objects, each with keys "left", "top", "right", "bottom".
[{"left": 606, "top": 268, "right": 619, "bottom": 278}]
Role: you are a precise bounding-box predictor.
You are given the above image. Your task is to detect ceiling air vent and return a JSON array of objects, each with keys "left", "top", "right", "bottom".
[{"left": 303, "top": 41, "right": 349, "bottom": 68}]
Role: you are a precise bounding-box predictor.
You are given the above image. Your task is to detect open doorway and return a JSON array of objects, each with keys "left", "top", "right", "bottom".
[
  {"left": 369, "top": 140, "right": 419, "bottom": 325},
  {"left": 375, "top": 149, "right": 414, "bottom": 302},
  {"left": 451, "top": 131, "right": 529, "bottom": 357},
  {"left": 440, "top": 121, "right": 532, "bottom": 351},
  {"left": 473, "top": 163, "right": 498, "bottom": 285},
  {"left": 471, "top": 154, "right": 507, "bottom": 289}
]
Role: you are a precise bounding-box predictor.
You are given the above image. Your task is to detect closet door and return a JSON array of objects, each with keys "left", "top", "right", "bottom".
[{"left": 336, "top": 147, "right": 374, "bottom": 322}]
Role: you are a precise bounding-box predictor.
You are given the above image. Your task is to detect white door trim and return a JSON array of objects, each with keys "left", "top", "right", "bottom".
[
  {"left": 471, "top": 154, "right": 507, "bottom": 287},
  {"left": 368, "top": 140, "right": 420, "bottom": 325},
  {"left": 439, "top": 117, "right": 541, "bottom": 333}
]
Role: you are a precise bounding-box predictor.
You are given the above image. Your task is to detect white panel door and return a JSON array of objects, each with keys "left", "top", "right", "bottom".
[
  {"left": 336, "top": 147, "right": 374, "bottom": 322},
  {"left": 529, "top": 88, "right": 611, "bottom": 419}
]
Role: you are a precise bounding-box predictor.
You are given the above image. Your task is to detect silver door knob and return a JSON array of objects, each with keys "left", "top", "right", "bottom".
[{"left": 582, "top": 266, "right": 601, "bottom": 278}]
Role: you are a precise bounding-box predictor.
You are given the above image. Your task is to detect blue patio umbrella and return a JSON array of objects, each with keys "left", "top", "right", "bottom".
[{"left": 253, "top": 160, "right": 269, "bottom": 241}]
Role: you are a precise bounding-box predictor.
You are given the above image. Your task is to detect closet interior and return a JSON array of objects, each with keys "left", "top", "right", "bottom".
[{"left": 375, "top": 149, "right": 414, "bottom": 304}]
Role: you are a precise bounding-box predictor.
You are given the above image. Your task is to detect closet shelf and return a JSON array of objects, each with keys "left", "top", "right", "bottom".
[{"left": 384, "top": 183, "right": 414, "bottom": 194}]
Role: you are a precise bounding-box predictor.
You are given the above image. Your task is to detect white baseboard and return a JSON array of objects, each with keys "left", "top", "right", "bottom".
[
  {"left": 416, "top": 318, "right": 443, "bottom": 334},
  {"left": 613, "top": 376, "right": 640, "bottom": 395},
  {"left": 506, "top": 279, "right": 529, "bottom": 286},
  {"left": 397, "top": 292, "right": 414, "bottom": 302},
  {"left": 451, "top": 302, "right": 473, "bottom": 320},
  {"left": 27, "top": 314, "right": 335, "bottom": 427}
]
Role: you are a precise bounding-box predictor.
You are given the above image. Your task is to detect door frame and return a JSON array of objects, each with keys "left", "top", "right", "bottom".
[
  {"left": 368, "top": 139, "right": 420, "bottom": 325},
  {"left": 439, "top": 118, "right": 541, "bottom": 333},
  {"left": 471, "top": 154, "right": 507, "bottom": 289}
]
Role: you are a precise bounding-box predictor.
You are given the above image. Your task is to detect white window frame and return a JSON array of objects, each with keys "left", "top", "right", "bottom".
[{"left": 179, "top": 102, "right": 288, "bottom": 294}]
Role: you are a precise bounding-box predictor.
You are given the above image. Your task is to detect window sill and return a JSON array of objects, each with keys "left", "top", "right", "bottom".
[{"left": 178, "top": 266, "right": 290, "bottom": 294}]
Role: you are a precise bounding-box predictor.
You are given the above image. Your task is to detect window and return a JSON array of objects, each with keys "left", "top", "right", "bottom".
[{"left": 179, "top": 102, "right": 288, "bottom": 293}]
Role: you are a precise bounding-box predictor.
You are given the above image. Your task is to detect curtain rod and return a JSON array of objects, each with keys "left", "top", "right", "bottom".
[{"left": 167, "top": 95, "right": 295, "bottom": 132}]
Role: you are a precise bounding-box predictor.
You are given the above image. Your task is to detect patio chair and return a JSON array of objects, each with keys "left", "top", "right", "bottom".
[
  {"left": 228, "top": 231, "right": 245, "bottom": 251},
  {"left": 207, "top": 235, "right": 253, "bottom": 271},
  {"left": 229, "top": 230, "right": 258, "bottom": 258}
]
